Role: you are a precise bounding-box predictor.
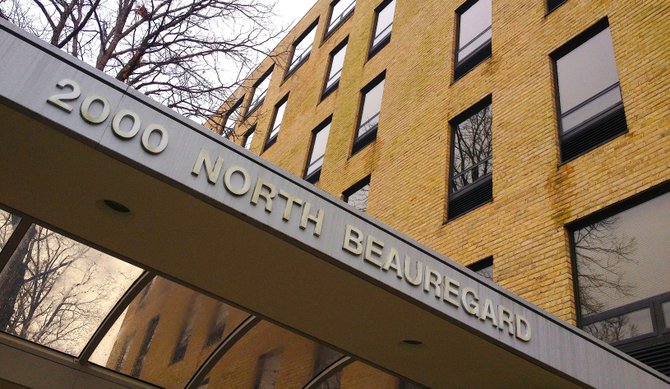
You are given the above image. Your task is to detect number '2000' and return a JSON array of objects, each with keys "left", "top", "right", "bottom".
[{"left": 47, "top": 79, "right": 168, "bottom": 154}]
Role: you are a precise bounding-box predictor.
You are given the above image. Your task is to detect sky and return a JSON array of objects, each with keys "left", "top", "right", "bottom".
[{"left": 272, "top": 0, "right": 318, "bottom": 30}]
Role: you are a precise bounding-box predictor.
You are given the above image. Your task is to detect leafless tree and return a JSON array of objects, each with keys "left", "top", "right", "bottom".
[
  {"left": 573, "top": 216, "right": 638, "bottom": 317},
  {"left": 451, "top": 105, "right": 492, "bottom": 191},
  {"left": 0, "top": 215, "right": 126, "bottom": 354},
  {"left": 1, "top": 0, "right": 284, "bottom": 123}
]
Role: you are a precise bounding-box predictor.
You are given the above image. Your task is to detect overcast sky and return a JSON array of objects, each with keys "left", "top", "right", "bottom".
[{"left": 273, "top": 0, "right": 318, "bottom": 30}]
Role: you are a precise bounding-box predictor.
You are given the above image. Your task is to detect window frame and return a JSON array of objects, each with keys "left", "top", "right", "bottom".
[
  {"left": 453, "top": 0, "right": 492, "bottom": 80},
  {"left": 467, "top": 256, "right": 493, "bottom": 280},
  {"left": 352, "top": 71, "right": 386, "bottom": 155},
  {"left": 322, "top": 38, "right": 349, "bottom": 99},
  {"left": 304, "top": 117, "right": 332, "bottom": 184},
  {"left": 247, "top": 67, "right": 274, "bottom": 115},
  {"left": 447, "top": 95, "right": 493, "bottom": 220},
  {"left": 285, "top": 20, "right": 319, "bottom": 79},
  {"left": 222, "top": 98, "right": 244, "bottom": 138},
  {"left": 368, "top": 0, "right": 396, "bottom": 59},
  {"left": 325, "top": 0, "right": 356, "bottom": 39},
  {"left": 546, "top": 0, "right": 567, "bottom": 14},
  {"left": 243, "top": 126, "right": 256, "bottom": 151},
  {"left": 568, "top": 182, "right": 670, "bottom": 353},
  {"left": 551, "top": 18, "right": 627, "bottom": 163},
  {"left": 264, "top": 94, "right": 289, "bottom": 151},
  {"left": 343, "top": 175, "right": 371, "bottom": 213}
]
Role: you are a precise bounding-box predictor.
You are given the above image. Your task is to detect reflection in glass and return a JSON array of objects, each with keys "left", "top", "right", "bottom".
[
  {"left": 357, "top": 78, "right": 385, "bottom": 138},
  {"left": 0, "top": 209, "right": 19, "bottom": 253},
  {"left": 457, "top": 0, "right": 492, "bottom": 62},
  {"left": 289, "top": 25, "right": 317, "bottom": 72},
  {"left": 556, "top": 27, "right": 622, "bottom": 132},
  {"left": 573, "top": 192, "right": 670, "bottom": 317},
  {"left": 451, "top": 104, "right": 492, "bottom": 192},
  {"left": 306, "top": 122, "right": 331, "bottom": 180},
  {"left": 345, "top": 181, "right": 370, "bottom": 213},
  {"left": 328, "top": 0, "right": 355, "bottom": 33},
  {"left": 269, "top": 99, "right": 287, "bottom": 142},
  {"left": 250, "top": 71, "right": 272, "bottom": 112},
  {"left": 312, "top": 345, "right": 344, "bottom": 389},
  {"left": 583, "top": 308, "right": 654, "bottom": 343},
  {"left": 325, "top": 43, "right": 348, "bottom": 92},
  {"left": 223, "top": 101, "right": 243, "bottom": 137},
  {"left": 371, "top": 0, "right": 396, "bottom": 50},
  {"left": 663, "top": 301, "right": 670, "bottom": 329},
  {"left": 0, "top": 224, "right": 142, "bottom": 356},
  {"left": 244, "top": 129, "right": 256, "bottom": 150},
  {"left": 468, "top": 257, "right": 493, "bottom": 280},
  {"left": 92, "top": 277, "right": 249, "bottom": 388}
]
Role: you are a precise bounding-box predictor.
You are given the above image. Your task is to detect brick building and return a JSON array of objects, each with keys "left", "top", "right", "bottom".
[{"left": 0, "top": 0, "right": 668, "bottom": 388}]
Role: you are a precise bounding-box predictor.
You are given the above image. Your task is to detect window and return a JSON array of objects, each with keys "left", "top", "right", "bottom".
[
  {"left": 249, "top": 69, "right": 273, "bottom": 113},
  {"left": 353, "top": 73, "right": 385, "bottom": 153},
  {"left": 467, "top": 256, "right": 493, "bottom": 280},
  {"left": 323, "top": 39, "right": 348, "bottom": 97},
  {"left": 344, "top": 176, "right": 370, "bottom": 212},
  {"left": 287, "top": 22, "right": 317, "bottom": 75},
  {"left": 327, "top": 0, "right": 355, "bottom": 35},
  {"left": 205, "top": 306, "right": 228, "bottom": 347},
  {"left": 312, "top": 346, "right": 344, "bottom": 388},
  {"left": 254, "top": 352, "right": 280, "bottom": 389},
  {"left": 222, "top": 99, "right": 243, "bottom": 137},
  {"left": 265, "top": 96, "right": 288, "bottom": 150},
  {"left": 171, "top": 300, "right": 196, "bottom": 364},
  {"left": 243, "top": 127, "right": 256, "bottom": 150},
  {"left": 131, "top": 316, "right": 159, "bottom": 377},
  {"left": 454, "top": 0, "right": 492, "bottom": 79},
  {"left": 304, "top": 119, "right": 332, "bottom": 183},
  {"left": 448, "top": 96, "right": 492, "bottom": 220},
  {"left": 553, "top": 20, "right": 627, "bottom": 162},
  {"left": 571, "top": 187, "right": 669, "bottom": 376},
  {"left": 370, "top": 0, "right": 396, "bottom": 57},
  {"left": 547, "top": 0, "right": 566, "bottom": 13}
]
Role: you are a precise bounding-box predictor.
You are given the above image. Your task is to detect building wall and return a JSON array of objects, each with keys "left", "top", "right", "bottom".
[
  {"left": 111, "top": 0, "right": 669, "bottom": 387},
  {"left": 221, "top": 0, "right": 669, "bottom": 323}
]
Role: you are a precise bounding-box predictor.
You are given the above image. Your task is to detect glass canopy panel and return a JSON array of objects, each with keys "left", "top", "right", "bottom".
[
  {"left": 0, "top": 208, "right": 19, "bottom": 252},
  {"left": 0, "top": 223, "right": 143, "bottom": 356},
  {"left": 206, "top": 320, "right": 323, "bottom": 388},
  {"left": 90, "top": 276, "right": 250, "bottom": 389}
]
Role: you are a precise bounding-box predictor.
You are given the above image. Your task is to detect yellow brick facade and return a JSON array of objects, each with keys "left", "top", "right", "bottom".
[
  {"left": 114, "top": 0, "right": 669, "bottom": 387},
  {"left": 219, "top": 0, "right": 669, "bottom": 323}
]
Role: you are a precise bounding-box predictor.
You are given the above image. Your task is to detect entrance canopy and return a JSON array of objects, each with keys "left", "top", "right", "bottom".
[{"left": 0, "top": 20, "right": 668, "bottom": 389}]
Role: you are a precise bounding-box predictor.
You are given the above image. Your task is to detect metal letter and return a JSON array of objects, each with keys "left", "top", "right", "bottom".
[
  {"left": 479, "top": 299, "right": 498, "bottom": 328},
  {"left": 382, "top": 247, "right": 403, "bottom": 279},
  {"left": 462, "top": 288, "right": 479, "bottom": 316},
  {"left": 191, "top": 148, "right": 224, "bottom": 184},
  {"left": 80, "top": 95, "right": 111, "bottom": 124},
  {"left": 251, "top": 178, "right": 277, "bottom": 213},
  {"left": 224, "top": 166, "right": 251, "bottom": 196},
  {"left": 300, "top": 202, "right": 324, "bottom": 237},
  {"left": 112, "top": 109, "right": 141, "bottom": 139},
  {"left": 342, "top": 225, "right": 363, "bottom": 255},
  {"left": 278, "top": 190, "right": 304, "bottom": 222},
  {"left": 423, "top": 266, "right": 442, "bottom": 299},
  {"left": 443, "top": 276, "right": 460, "bottom": 307},
  {"left": 515, "top": 315, "right": 532, "bottom": 342},
  {"left": 141, "top": 124, "right": 169, "bottom": 154},
  {"left": 498, "top": 305, "right": 515, "bottom": 336},
  {"left": 403, "top": 257, "right": 423, "bottom": 286},
  {"left": 364, "top": 235, "right": 384, "bottom": 268}
]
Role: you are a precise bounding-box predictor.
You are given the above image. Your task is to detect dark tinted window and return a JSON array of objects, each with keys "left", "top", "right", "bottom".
[
  {"left": 353, "top": 74, "right": 385, "bottom": 152},
  {"left": 324, "top": 41, "right": 348, "bottom": 95},
  {"left": 455, "top": 0, "right": 492, "bottom": 78},
  {"left": 344, "top": 177, "right": 371, "bottom": 213},
  {"left": 265, "top": 97, "right": 288, "bottom": 150},
  {"left": 249, "top": 70, "right": 272, "bottom": 112},
  {"left": 288, "top": 24, "right": 317, "bottom": 73},
  {"left": 553, "top": 22, "right": 627, "bottom": 161},
  {"left": 448, "top": 97, "right": 493, "bottom": 219}
]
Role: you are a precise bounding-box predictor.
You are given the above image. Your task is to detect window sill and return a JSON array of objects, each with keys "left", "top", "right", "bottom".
[
  {"left": 447, "top": 174, "right": 492, "bottom": 220},
  {"left": 560, "top": 103, "right": 627, "bottom": 163},
  {"left": 321, "top": 81, "right": 340, "bottom": 101},
  {"left": 304, "top": 168, "right": 321, "bottom": 184},
  {"left": 368, "top": 34, "right": 391, "bottom": 60},
  {"left": 263, "top": 134, "right": 278, "bottom": 152},
  {"left": 453, "top": 41, "right": 491, "bottom": 81},
  {"left": 351, "top": 126, "right": 377, "bottom": 156}
]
